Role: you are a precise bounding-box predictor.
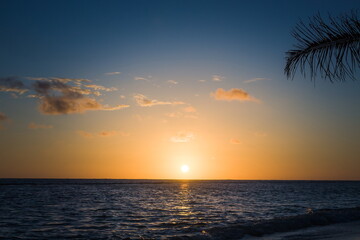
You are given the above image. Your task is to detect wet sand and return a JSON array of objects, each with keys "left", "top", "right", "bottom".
[{"left": 243, "top": 220, "right": 360, "bottom": 240}]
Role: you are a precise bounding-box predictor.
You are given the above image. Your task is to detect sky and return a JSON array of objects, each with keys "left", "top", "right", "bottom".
[{"left": 0, "top": 0, "right": 360, "bottom": 180}]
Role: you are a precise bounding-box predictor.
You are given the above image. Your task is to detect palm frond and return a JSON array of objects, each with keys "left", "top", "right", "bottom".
[{"left": 285, "top": 11, "right": 360, "bottom": 82}]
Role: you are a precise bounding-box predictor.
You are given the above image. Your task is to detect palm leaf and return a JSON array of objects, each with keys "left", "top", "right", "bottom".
[{"left": 285, "top": 11, "right": 360, "bottom": 82}]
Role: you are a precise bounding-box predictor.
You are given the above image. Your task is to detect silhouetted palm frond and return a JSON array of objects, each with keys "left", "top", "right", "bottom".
[{"left": 285, "top": 11, "right": 360, "bottom": 82}]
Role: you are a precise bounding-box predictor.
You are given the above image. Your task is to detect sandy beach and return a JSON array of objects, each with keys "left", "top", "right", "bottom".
[{"left": 244, "top": 220, "right": 360, "bottom": 240}]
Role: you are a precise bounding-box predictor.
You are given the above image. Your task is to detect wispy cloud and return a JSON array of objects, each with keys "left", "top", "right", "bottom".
[
  {"left": 167, "top": 80, "right": 178, "bottom": 85},
  {"left": 170, "top": 132, "right": 194, "bottom": 143},
  {"left": 230, "top": 138, "right": 242, "bottom": 144},
  {"left": 243, "top": 78, "right": 269, "bottom": 83},
  {"left": 198, "top": 79, "right": 206, "bottom": 83},
  {"left": 0, "top": 77, "right": 28, "bottom": 95},
  {"left": 134, "top": 76, "right": 148, "bottom": 81},
  {"left": 211, "top": 88, "right": 260, "bottom": 102},
  {"left": 134, "top": 94, "right": 185, "bottom": 107},
  {"left": 165, "top": 106, "right": 198, "bottom": 119},
  {"left": 105, "top": 72, "right": 121, "bottom": 75},
  {"left": 26, "top": 94, "right": 42, "bottom": 99},
  {"left": 101, "top": 104, "right": 129, "bottom": 111},
  {"left": 28, "top": 122, "right": 53, "bottom": 129},
  {"left": 0, "top": 86, "right": 28, "bottom": 94},
  {"left": 212, "top": 75, "right": 225, "bottom": 82},
  {"left": 28, "top": 77, "right": 117, "bottom": 96},
  {"left": 28, "top": 77, "right": 91, "bottom": 84},
  {"left": 83, "top": 84, "right": 117, "bottom": 92}
]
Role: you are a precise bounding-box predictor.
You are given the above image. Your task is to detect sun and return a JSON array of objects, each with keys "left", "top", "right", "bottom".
[{"left": 181, "top": 165, "right": 189, "bottom": 173}]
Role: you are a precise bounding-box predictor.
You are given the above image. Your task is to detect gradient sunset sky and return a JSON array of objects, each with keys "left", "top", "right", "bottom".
[{"left": 1, "top": 0, "right": 359, "bottom": 179}]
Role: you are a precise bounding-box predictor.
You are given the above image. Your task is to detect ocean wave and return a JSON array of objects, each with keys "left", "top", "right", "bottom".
[{"left": 169, "top": 207, "right": 360, "bottom": 239}]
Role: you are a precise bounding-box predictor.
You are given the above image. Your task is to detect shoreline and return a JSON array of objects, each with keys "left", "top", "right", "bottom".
[
  {"left": 168, "top": 207, "right": 360, "bottom": 239},
  {"left": 243, "top": 220, "right": 360, "bottom": 240}
]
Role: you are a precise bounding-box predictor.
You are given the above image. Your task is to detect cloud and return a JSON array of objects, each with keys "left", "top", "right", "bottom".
[
  {"left": 29, "top": 78, "right": 116, "bottom": 96},
  {"left": 0, "top": 86, "right": 28, "bottom": 94},
  {"left": 28, "top": 77, "right": 91, "bottom": 84},
  {"left": 27, "top": 94, "right": 41, "bottom": 98},
  {"left": 230, "top": 138, "right": 242, "bottom": 144},
  {"left": 105, "top": 72, "right": 121, "bottom": 75},
  {"left": 198, "top": 79, "right": 206, "bottom": 83},
  {"left": 165, "top": 106, "right": 198, "bottom": 119},
  {"left": 212, "top": 75, "right": 225, "bottom": 82},
  {"left": 83, "top": 84, "right": 117, "bottom": 92},
  {"left": 134, "top": 94, "right": 185, "bottom": 107},
  {"left": 243, "top": 78, "right": 269, "bottom": 83},
  {"left": 102, "top": 104, "right": 130, "bottom": 111},
  {"left": 28, "top": 122, "right": 53, "bottom": 129},
  {"left": 39, "top": 96, "right": 102, "bottom": 115},
  {"left": 170, "top": 132, "right": 194, "bottom": 143},
  {"left": 0, "top": 77, "right": 28, "bottom": 94},
  {"left": 134, "top": 76, "right": 148, "bottom": 81},
  {"left": 211, "top": 88, "right": 259, "bottom": 102},
  {"left": 167, "top": 80, "right": 178, "bottom": 85},
  {"left": 30, "top": 78, "right": 126, "bottom": 115},
  {"left": 1, "top": 76, "right": 126, "bottom": 115}
]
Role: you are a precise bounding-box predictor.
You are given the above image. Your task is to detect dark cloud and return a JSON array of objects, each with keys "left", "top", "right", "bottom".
[
  {"left": 0, "top": 77, "right": 24, "bottom": 88},
  {"left": 0, "top": 77, "right": 28, "bottom": 94},
  {"left": 0, "top": 76, "right": 127, "bottom": 115},
  {"left": 33, "top": 80, "right": 55, "bottom": 94},
  {"left": 39, "top": 96, "right": 102, "bottom": 115},
  {"left": 34, "top": 79, "right": 128, "bottom": 114}
]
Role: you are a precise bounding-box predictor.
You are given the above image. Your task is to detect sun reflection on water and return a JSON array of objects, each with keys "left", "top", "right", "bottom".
[{"left": 176, "top": 183, "right": 192, "bottom": 216}]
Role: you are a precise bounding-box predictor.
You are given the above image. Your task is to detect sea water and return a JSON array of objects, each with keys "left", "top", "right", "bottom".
[{"left": 1, "top": 179, "right": 360, "bottom": 239}]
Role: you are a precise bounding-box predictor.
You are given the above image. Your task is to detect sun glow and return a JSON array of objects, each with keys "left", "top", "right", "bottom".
[{"left": 181, "top": 165, "right": 189, "bottom": 173}]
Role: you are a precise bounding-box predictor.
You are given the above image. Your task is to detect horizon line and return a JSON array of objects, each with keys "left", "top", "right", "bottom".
[{"left": 1, "top": 178, "right": 359, "bottom": 181}]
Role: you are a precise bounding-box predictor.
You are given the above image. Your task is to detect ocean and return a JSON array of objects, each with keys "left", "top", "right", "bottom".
[{"left": 1, "top": 179, "right": 360, "bottom": 239}]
